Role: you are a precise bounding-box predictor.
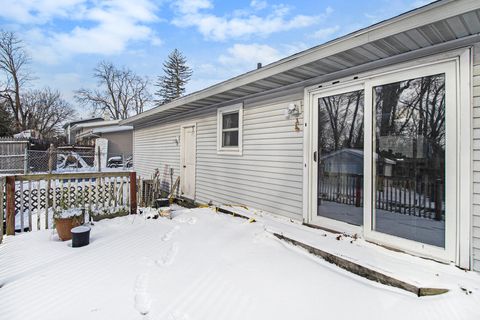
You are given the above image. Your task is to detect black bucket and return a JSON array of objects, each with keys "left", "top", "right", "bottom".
[
  {"left": 154, "top": 198, "right": 170, "bottom": 208},
  {"left": 72, "top": 226, "right": 91, "bottom": 248}
]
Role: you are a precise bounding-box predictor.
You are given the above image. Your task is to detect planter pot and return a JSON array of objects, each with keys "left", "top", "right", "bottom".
[{"left": 55, "top": 217, "right": 83, "bottom": 241}]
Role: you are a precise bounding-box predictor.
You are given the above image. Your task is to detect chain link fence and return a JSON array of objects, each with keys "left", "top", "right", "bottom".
[
  {"left": 0, "top": 153, "right": 28, "bottom": 173},
  {"left": 0, "top": 149, "right": 133, "bottom": 174}
]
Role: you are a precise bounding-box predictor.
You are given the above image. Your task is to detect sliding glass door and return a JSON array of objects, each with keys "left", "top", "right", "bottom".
[
  {"left": 310, "top": 84, "right": 365, "bottom": 232},
  {"left": 365, "top": 61, "right": 457, "bottom": 261},
  {"left": 309, "top": 60, "right": 458, "bottom": 261},
  {"left": 317, "top": 89, "right": 364, "bottom": 226},
  {"left": 372, "top": 74, "right": 446, "bottom": 247}
]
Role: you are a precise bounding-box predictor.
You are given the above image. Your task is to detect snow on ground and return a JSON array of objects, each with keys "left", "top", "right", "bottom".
[{"left": 0, "top": 206, "right": 479, "bottom": 320}]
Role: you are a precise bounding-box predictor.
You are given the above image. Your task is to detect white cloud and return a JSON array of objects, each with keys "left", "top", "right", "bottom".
[
  {"left": 250, "top": 0, "right": 268, "bottom": 11},
  {"left": 187, "top": 42, "right": 307, "bottom": 92},
  {"left": 172, "top": 0, "right": 331, "bottom": 41},
  {"left": 0, "top": 0, "right": 86, "bottom": 24},
  {"left": 219, "top": 43, "right": 283, "bottom": 67},
  {"left": 1, "top": 0, "right": 162, "bottom": 63},
  {"left": 174, "top": 0, "right": 213, "bottom": 14},
  {"left": 312, "top": 25, "right": 340, "bottom": 40}
]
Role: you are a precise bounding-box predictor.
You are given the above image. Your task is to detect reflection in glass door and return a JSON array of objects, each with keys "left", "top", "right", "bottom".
[
  {"left": 317, "top": 89, "right": 364, "bottom": 226},
  {"left": 373, "top": 73, "right": 446, "bottom": 247}
]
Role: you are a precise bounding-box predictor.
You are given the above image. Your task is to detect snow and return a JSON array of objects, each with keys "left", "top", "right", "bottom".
[
  {"left": 222, "top": 205, "right": 478, "bottom": 291},
  {"left": 71, "top": 226, "right": 91, "bottom": 233},
  {"left": 55, "top": 208, "right": 83, "bottom": 219},
  {"left": 1, "top": 206, "right": 479, "bottom": 320}
]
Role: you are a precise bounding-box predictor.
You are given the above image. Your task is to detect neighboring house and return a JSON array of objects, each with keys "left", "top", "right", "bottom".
[
  {"left": 122, "top": 1, "right": 480, "bottom": 272},
  {"left": 76, "top": 124, "right": 133, "bottom": 160},
  {"left": 320, "top": 149, "right": 395, "bottom": 176},
  {"left": 63, "top": 117, "right": 104, "bottom": 145},
  {"left": 64, "top": 118, "right": 133, "bottom": 161},
  {"left": 13, "top": 129, "right": 42, "bottom": 140}
]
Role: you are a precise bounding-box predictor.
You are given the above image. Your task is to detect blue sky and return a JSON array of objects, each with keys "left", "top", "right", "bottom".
[{"left": 0, "top": 0, "right": 432, "bottom": 116}]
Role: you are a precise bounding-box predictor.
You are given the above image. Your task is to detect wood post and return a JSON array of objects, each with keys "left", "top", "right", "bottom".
[
  {"left": 434, "top": 179, "right": 442, "bottom": 221},
  {"left": 23, "top": 147, "right": 28, "bottom": 174},
  {"left": 48, "top": 143, "right": 55, "bottom": 173},
  {"left": 355, "top": 175, "right": 362, "bottom": 207},
  {"left": 97, "top": 145, "right": 101, "bottom": 172},
  {"left": 130, "top": 172, "right": 137, "bottom": 215},
  {"left": 6, "top": 176, "right": 15, "bottom": 235},
  {"left": 0, "top": 177, "right": 4, "bottom": 243},
  {"left": 45, "top": 178, "right": 51, "bottom": 229}
]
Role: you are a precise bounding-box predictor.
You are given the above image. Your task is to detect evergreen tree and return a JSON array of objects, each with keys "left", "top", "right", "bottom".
[
  {"left": 0, "top": 101, "right": 12, "bottom": 137},
  {"left": 155, "top": 49, "right": 193, "bottom": 105}
]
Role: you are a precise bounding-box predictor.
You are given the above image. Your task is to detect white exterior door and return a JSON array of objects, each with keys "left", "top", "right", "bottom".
[{"left": 180, "top": 123, "right": 196, "bottom": 199}]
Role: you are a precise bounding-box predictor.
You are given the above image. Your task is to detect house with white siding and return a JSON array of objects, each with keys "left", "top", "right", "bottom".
[{"left": 122, "top": 0, "right": 480, "bottom": 272}]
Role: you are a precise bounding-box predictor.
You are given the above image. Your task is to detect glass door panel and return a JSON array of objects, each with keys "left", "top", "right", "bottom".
[
  {"left": 373, "top": 73, "right": 446, "bottom": 247},
  {"left": 317, "top": 89, "right": 364, "bottom": 226}
]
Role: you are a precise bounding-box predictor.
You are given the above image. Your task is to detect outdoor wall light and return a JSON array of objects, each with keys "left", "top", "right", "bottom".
[
  {"left": 285, "top": 103, "right": 301, "bottom": 118},
  {"left": 285, "top": 103, "right": 302, "bottom": 132},
  {"left": 174, "top": 136, "right": 180, "bottom": 146}
]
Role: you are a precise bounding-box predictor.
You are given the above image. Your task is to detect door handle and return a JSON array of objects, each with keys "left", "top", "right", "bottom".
[
  {"left": 183, "top": 165, "right": 186, "bottom": 168},
  {"left": 313, "top": 151, "right": 317, "bottom": 162}
]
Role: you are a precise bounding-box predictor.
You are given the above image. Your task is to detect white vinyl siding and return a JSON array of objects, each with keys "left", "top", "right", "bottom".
[
  {"left": 472, "top": 44, "right": 480, "bottom": 271},
  {"left": 134, "top": 91, "right": 304, "bottom": 220}
]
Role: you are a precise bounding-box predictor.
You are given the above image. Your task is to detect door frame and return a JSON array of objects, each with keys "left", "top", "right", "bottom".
[
  {"left": 180, "top": 122, "right": 197, "bottom": 200},
  {"left": 302, "top": 48, "right": 472, "bottom": 266},
  {"left": 306, "top": 82, "right": 365, "bottom": 236},
  {"left": 363, "top": 60, "right": 458, "bottom": 262}
]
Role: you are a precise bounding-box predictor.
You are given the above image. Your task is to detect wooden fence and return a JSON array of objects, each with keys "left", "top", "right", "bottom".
[
  {"left": 2, "top": 171, "right": 137, "bottom": 236},
  {"left": 318, "top": 173, "right": 445, "bottom": 220},
  {"left": 0, "top": 138, "right": 28, "bottom": 174}
]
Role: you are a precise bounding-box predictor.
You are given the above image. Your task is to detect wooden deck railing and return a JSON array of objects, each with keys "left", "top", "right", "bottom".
[
  {"left": 318, "top": 173, "right": 445, "bottom": 220},
  {"left": 2, "top": 171, "right": 137, "bottom": 236}
]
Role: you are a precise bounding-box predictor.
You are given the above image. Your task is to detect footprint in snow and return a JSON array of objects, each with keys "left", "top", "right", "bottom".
[
  {"left": 156, "top": 242, "right": 179, "bottom": 266},
  {"left": 134, "top": 273, "right": 152, "bottom": 316},
  {"left": 134, "top": 292, "right": 152, "bottom": 316},
  {"left": 162, "top": 225, "right": 180, "bottom": 241}
]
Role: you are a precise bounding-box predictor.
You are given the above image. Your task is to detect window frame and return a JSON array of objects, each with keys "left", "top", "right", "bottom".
[{"left": 217, "top": 103, "right": 243, "bottom": 155}]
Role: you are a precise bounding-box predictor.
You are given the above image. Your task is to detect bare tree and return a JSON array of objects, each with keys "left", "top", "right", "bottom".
[
  {"left": 319, "top": 90, "right": 364, "bottom": 152},
  {"left": 75, "top": 61, "right": 151, "bottom": 120},
  {"left": 21, "top": 88, "right": 76, "bottom": 138},
  {"left": 0, "top": 30, "right": 31, "bottom": 132}
]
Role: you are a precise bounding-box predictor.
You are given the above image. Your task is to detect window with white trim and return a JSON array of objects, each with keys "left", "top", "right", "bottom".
[{"left": 217, "top": 103, "right": 243, "bottom": 155}]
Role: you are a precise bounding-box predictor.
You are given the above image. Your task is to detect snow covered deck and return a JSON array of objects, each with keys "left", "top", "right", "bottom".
[
  {"left": 0, "top": 206, "right": 479, "bottom": 319},
  {"left": 220, "top": 205, "right": 478, "bottom": 293}
]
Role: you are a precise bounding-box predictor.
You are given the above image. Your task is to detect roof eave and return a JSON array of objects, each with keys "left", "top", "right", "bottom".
[{"left": 121, "top": 0, "right": 478, "bottom": 126}]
